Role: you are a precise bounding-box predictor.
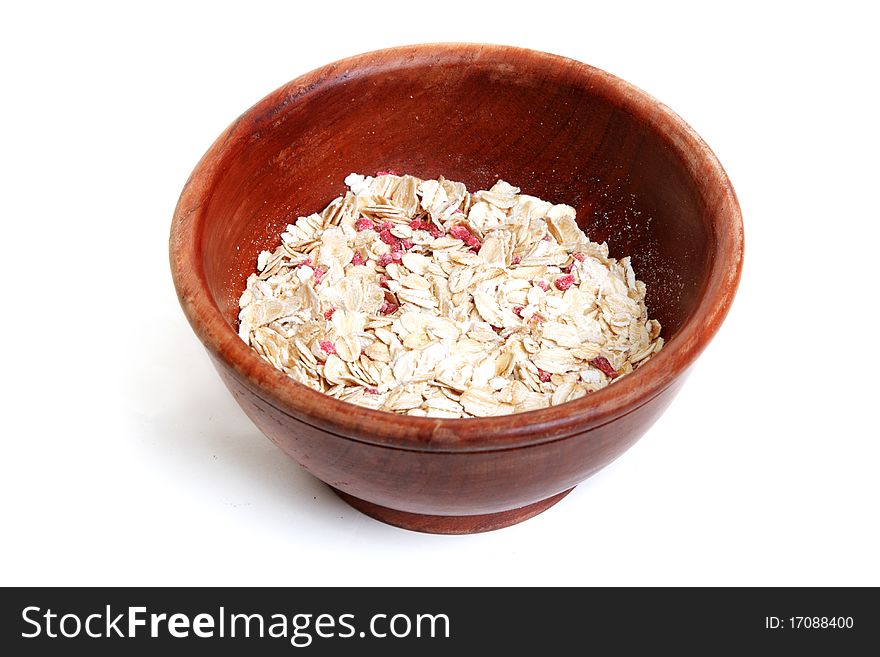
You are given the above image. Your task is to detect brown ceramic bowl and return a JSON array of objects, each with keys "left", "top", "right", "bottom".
[{"left": 170, "top": 44, "right": 743, "bottom": 534}]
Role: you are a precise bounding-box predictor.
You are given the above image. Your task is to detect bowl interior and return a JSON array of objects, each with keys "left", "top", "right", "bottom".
[{"left": 198, "top": 47, "right": 714, "bottom": 364}]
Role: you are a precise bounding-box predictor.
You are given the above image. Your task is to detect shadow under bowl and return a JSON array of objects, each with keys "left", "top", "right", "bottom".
[{"left": 170, "top": 44, "right": 743, "bottom": 534}]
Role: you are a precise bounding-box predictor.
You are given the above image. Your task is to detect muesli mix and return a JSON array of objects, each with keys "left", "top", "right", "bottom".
[{"left": 237, "top": 173, "right": 663, "bottom": 418}]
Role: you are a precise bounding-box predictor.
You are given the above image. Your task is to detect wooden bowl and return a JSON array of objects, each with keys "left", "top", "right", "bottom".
[{"left": 170, "top": 44, "right": 743, "bottom": 534}]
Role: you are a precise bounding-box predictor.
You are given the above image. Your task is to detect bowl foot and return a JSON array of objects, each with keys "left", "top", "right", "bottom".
[{"left": 330, "top": 487, "right": 574, "bottom": 534}]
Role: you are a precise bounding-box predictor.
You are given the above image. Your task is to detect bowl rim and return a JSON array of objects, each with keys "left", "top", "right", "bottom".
[{"left": 169, "top": 43, "right": 744, "bottom": 453}]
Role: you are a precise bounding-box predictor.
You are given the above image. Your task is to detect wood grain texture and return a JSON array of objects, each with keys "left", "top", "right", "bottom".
[
  {"left": 332, "top": 487, "right": 575, "bottom": 535},
  {"left": 170, "top": 44, "right": 743, "bottom": 532}
]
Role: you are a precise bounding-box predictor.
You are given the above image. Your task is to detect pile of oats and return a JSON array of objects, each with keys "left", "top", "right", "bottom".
[{"left": 237, "top": 173, "right": 663, "bottom": 418}]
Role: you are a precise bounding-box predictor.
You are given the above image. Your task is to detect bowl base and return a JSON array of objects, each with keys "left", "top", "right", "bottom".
[{"left": 331, "top": 487, "right": 574, "bottom": 534}]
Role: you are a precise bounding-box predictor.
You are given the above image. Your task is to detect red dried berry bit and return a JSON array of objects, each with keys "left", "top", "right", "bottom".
[
  {"left": 319, "top": 340, "right": 336, "bottom": 355},
  {"left": 511, "top": 256, "right": 521, "bottom": 265},
  {"left": 448, "top": 224, "right": 482, "bottom": 252},
  {"left": 531, "top": 313, "right": 545, "bottom": 324},
  {"left": 409, "top": 219, "right": 423, "bottom": 230},
  {"left": 379, "top": 300, "right": 398, "bottom": 315},
  {"left": 589, "top": 356, "right": 619, "bottom": 379},
  {"left": 351, "top": 251, "right": 366, "bottom": 266},
  {"left": 323, "top": 308, "right": 336, "bottom": 321},
  {"left": 573, "top": 252, "right": 586, "bottom": 262},
  {"left": 538, "top": 369, "right": 552, "bottom": 383},
  {"left": 554, "top": 274, "right": 575, "bottom": 291},
  {"left": 512, "top": 306, "right": 524, "bottom": 318},
  {"left": 447, "top": 225, "right": 472, "bottom": 242},
  {"left": 378, "top": 224, "right": 401, "bottom": 248},
  {"left": 376, "top": 169, "right": 398, "bottom": 176},
  {"left": 428, "top": 224, "right": 443, "bottom": 239},
  {"left": 378, "top": 275, "right": 390, "bottom": 287},
  {"left": 295, "top": 258, "right": 314, "bottom": 269},
  {"left": 380, "top": 251, "right": 400, "bottom": 264},
  {"left": 535, "top": 279, "right": 550, "bottom": 292},
  {"left": 400, "top": 239, "right": 413, "bottom": 251},
  {"left": 364, "top": 387, "right": 380, "bottom": 394},
  {"left": 355, "top": 217, "right": 374, "bottom": 231},
  {"left": 313, "top": 266, "right": 326, "bottom": 285},
  {"left": 542, "top": 234, "right": 553, "bottom": 242}
]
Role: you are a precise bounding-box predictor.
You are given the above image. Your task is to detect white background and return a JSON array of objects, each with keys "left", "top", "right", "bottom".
[{"left": 2, "top": 1, "right": 877, "bottom": 586}]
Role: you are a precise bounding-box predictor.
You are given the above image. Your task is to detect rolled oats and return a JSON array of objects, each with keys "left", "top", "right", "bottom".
[{"left": 238, "top": 173, "right": 664, "bottom": 418}]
